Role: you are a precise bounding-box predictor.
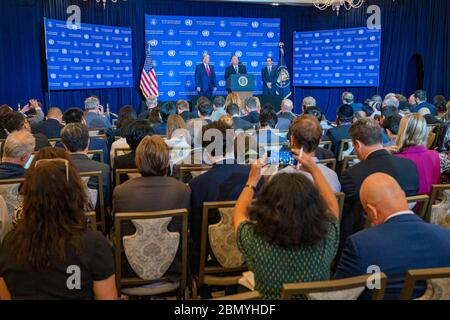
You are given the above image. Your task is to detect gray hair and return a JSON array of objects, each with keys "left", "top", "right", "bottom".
[
  {"left": 3, "top": 130, "right": 35, "bottom": 160},
  {"left": 245, "top": 97, "right": 258, "bottom": 111},
  {"left": 396, "top": 114, "right": 428, "bottom": 151},
  {"left": 84, "top": 96, "right": 100, "bottom": 111},
  {"left": 146, "top": 96, "right": 158, "bottom": 107},
  {"left": 383, "top": 96, "right": 400, "bottom": 109},
  {"left": 418, "top": 107, "right": 431, "bottom": 116},
  {"left": 281, "top": 99, "right": 294, "bottom": 111},
  {"left": 302, "top": 96, "right": 316, "bottom": 108}
]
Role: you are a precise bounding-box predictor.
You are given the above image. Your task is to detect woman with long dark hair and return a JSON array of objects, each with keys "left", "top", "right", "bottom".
[
  {"left": 233, "top": 152, "right": 340, "bottom": 299},
  {"left": 0, "top": 159, "right": 117, "bottom": 300}
]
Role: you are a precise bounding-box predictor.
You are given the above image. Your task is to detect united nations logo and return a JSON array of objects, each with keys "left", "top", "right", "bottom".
[
  {"left": 95, "top": 43, "right": 100, "bottom": 48},
  {"left": 125, "top": 66, "right": 130, "bottom": 71},
  {"left": 84, "top": 34, "right": 90, "bottom": 40},
  {"left": 75, "top": 74, "right": 80, "bottom": 79},
  {"left": 314, "top": 33, "right": 320, "bottom": 37},
  {"left": 357, "top": 58, "right": 363, "bottom": 63},
  {"left": 48, "top": 21, "right": 53, "bottom": 28},
  {"left": 63, "top": 82, "right": 69, "bottom": 88},
  {"left": 73, "top": 41, "right": 78, "bottom": 47},
  {"left": 267, "top": 32, "right": 274, "bottom": 39},
  {"left": 61, "top": 32, "right": 66, "bottom": 38},
  {"left": 115, "top": 59, "right": 121, "bottom": 64},
  {"left": 325, "top": 39, "right": 331, "bottom": 44},
  {"left": 335, "top": 73, "right": 341, "bottom": 78},
  {"left": 202, "top": 30, "right": 210, "bottom": 37},
  {"left": 346, "top": 80, "right": 352, "bottom": 85},
  {"left": 251, "top": 21, "right": 259, "bottom": 28},
  {"left": 236, "top": 31, "right": 242, "bottom": 38},
  {"left": 186, "top": 80, "right": 192, "bottom": 87},
  {"left": 114, "top": 29, "right": 120, "bottom": 34},
  {"left": 150, "top": 19, "right": 157, "bottom": 26},
  {"left": 219, "top": 80, "right": 226, "bottom": 87},
  {"left": 358, "top": 29, "right": 365, "bottom": 35},
  {"left": 219, "top": 41, "right": 227, "bottom": 48},
  {"left": 150, "top": 40, "right": 158, "bottom": 46},
  {"left": 105, "top": 51, "right": 111, "bottom": 56},
  {"left": 50, "top": 73, "right": 57, "bottom": 79},
  {"left": 168, "top": 29, "right": 175, "bottom": 36},
  {"left": 153, "top": 61, "right": 158, "bottom": 67},
  {"left": 73, "top": 57, "right": 80, "bottom": 63},
  {"left": 219, "top": 60, "right": 225, "bottom": 67},
  {"left": 168, "top": 50, "right": 176, "bottom": 57},
  {"left": 168, "top": 90, "right": 176, "bottom": 97},
  {"left": 96, "top": 74, "right": 102, "bottom": 79},
  {"left": 62, "top": 49, "right": 68, "bottom": 55},
  {"left": 186, "top": 40, "right": 192, "bottom": 47},
  {"left": 95, "top": 27, "right": 99, "bottom": 33},
  {"left": 48, "top": 39, "right": 55, "bottom": 45},
  {"left": 252, "top": 41, "right": 258, "bottom": 48},
  {"left": 168, "top": 71, "right": 175, "bottom": 77},
  {"left": 238, "top": 76, "right": 248, "bottom": 87},
  {"left": 185, "top": 60, "right": 193, "bottom": 67},
  {"left": 63, "top": 66, "right": 68, "bottom": 71},
  {"left": 370, "top": 36, "right": 376, "bottom": 41},
  {"left": 185, "top": 19, "right": 193, "bottom": 26},
  {"left": 220, "top": 21, "right": 226, "bottom": 27},
  {"left": 369, "top": 65, "right": 375, "bottom": 70},
  {"left": 251, "top": 61, "right": 258, "bottom": 68},
  {"left": 87, "top": 82, "right": 91, "bottom": 87},
  {"left": 235, "top": 51, "right": 242, "bottom": 58},
  {"left": 124, "top": 37, "right": 129, "bottom": 43}
]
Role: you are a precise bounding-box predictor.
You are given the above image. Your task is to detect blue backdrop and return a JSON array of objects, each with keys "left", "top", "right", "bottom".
[
  {"left": 44, "top": 18, "right": 133, "bottom": 90},
  {"left": 0, "top": 0, "right": 449, "bottom": 119},
  {"left": 293, "top": 27, "right": 381, "bottom": 87},
  {"left": 145, "top": 15, "right": 280, "bottom": 99}
]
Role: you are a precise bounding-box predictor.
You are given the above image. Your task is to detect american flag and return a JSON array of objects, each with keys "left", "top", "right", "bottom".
[{"left": 140, "top": 45, "right": 158, "bottom": 98}]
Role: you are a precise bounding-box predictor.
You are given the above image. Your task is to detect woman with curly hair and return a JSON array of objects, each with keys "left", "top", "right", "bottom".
[
  {"left": 233, "top": 152, "right": 340, "bottom": 299},
  {"left": 0, "top": 157, "right": 117, "bottom": 300}
]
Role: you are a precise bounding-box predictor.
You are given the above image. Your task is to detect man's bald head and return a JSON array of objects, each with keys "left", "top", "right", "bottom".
[
  {"left": 48, "top": 107, "right": 63, "bottom": 122},
  {"left": 360, "top": 173, "right": 409, "bottom": 225}
]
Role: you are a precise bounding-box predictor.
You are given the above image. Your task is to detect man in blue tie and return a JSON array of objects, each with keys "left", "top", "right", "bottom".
[
  {"left": 194, "top": 53, "right": 217, "bottom": 97},
  {"left": 262, "top": 56, "right": 277, "bottom": 95},
  {"left": 225, "top": 55, "right": 247, "bottom": 93}
]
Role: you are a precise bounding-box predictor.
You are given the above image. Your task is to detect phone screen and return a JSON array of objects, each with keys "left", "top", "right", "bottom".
[
  {"left": 267, "top": 150, "right": 297, "bottom": 168},
  {"left": 24, "top": 155, "right": 34, "bottom": 170}
]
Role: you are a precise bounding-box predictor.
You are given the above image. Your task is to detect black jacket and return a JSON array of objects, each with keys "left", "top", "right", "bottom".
[
  {"left": 241, "top": 111, "right": 260, "bottom": 125},
  {"left": 339, "top": 149, "right": 419, "bottom": 248},
  {"left": 0, "top": 162, "right": 25, "bottom": 180},
  {"left": 326, "top": 124, "right": 352, "bottom": 157},
  {"left": 32, "top": 118, "right": 64, "bottom": 139},
  {"left": 232, "top": 116, "right": 254, "bottom": 131}
]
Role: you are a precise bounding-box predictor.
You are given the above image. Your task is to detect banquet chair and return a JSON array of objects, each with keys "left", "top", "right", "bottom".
[
  {"left": 87, "top": 149, "right": 105, "bottom": 164},
  {"left": 400, "top": 267, "right": 450, "bottom": 300},
  {"left": 319, "top": 158, "right": 337, "bottom": 172},
  {"left": 85, "top": 211, "right": 97, "bottom": 230},
  {"left": 337, "top": 139, "right": 354, "bottom": 162},
  {"left": 406, "top": 195, "right": 430, "bottom": 220},
  {"left": 114, "top": 209, "right": 188, "bottom": 299},
  {"left": 319, "top": 140, "right": 332, "bottom": 151},
  {"left": 340, "top": 155, "right": 359, "bottom": 176},
  {"left": 425, "top": 184, "right": 450, "bottom": 223},
  {"left": 281, "top": 273, "right": 387, "bottom": 300},
  {"left": 115, "top": 168, "right": 141, "bottom": 186},
  {"left": 210, "top": 291, "right": 262, "bottom": 300},
  {"left": 79, "top": 171, "right": 106, "bottom": 233}
]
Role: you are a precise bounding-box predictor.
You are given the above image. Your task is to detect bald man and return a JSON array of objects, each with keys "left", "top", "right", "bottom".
[
  {"left": 334, "top": 173, "right": 450, "bottom": 300},
  {"left": 32, "top": 107, "right": 64, "bottom": 139}
]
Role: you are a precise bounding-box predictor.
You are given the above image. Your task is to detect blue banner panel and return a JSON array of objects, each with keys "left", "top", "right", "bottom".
[
  {"left": 293, "top": 27, "right": 381, "bottom": 87},
  {"left": 145, "top": 15, "right": 280, "bottom": 99},
  {"left": 44, "top": 18, "right": 133, "bottom": 90}
]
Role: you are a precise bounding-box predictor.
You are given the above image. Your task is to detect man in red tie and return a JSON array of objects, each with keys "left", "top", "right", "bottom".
[{"left": 195, "top": 53, "right": 217, "bottom": 97}]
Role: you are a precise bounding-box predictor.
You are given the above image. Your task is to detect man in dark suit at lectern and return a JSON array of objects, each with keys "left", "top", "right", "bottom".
[
  {"left": 225, "top": 55, "right": 247, "bottom": 93},
  {"left": 195, "top": 53, "right": 217, "bottom": 97},
  {"left": 262, "top": 56, "right": 277, "bottom": 95}
]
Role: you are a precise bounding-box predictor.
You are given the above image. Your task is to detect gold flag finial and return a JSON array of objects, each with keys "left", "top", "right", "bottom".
[
  {"left": 279, "top": 42, "right": 285, "bottom": 48},
  {"left": 147, "top": 41, "right": 152, "bottom": 53}
]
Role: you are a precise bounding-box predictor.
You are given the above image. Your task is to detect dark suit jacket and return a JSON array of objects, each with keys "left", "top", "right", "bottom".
[
  {"left": 315, "top": 147, "right": 335, "bottom": 160},
  {"left": 232, "top": 116, "right": 254, "bottom": 131},
  {"left": 262, "top": 65, "right": 277, "bottom": 95},
  {"left": 70, "top": 153, "right": 111, "bottom": 205},
  {"left": 152, "top": 123, "right": 167, "bottom": 135},
  {"left": 335, "top": 214, "right": 450, "bottom": 300},
  {"left": 241, "top": 111, "right": 260, "bottom": 125},
  {"left": 326, "top": 123, "right": 352, "bottom": 157},
  {"left": 32, "top": 118, "right": 64, "bottom": 139},
  {"left": 195, "top": 63, "right": 217, "bottom": 93},
  {"left": 225, "top": 64, "right": 247, "bottom": 91},
  {"left": 33, "top": 133, "right": 51, "bottom": 151},
  {"left": 113, "top": 176, "right": 191, "bottom": 277},
  {"left": 180, "top": 111, "right": 197, "bottom": 122},
  {"left": 412, "top": 102, "right": 438, "bottom": 116},
  {"left": 55, "top": 137, "right": 109, "bottom": 165},
  {"left": 340, "top": 149, "right": 419, "bottom": 247}
]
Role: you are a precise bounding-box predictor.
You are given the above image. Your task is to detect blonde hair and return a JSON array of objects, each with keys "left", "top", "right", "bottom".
[
  {"left": 396, "top": 114, "right": 428, "bottom": 151},
  {"left": 225, "top": 93, "right": 244, "bottom": 114},
  {"left": 219, "top": 115, "right": 234, "bottom": 128}
]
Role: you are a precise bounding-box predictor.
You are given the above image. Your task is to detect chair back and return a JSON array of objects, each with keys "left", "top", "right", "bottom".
[
  {"left": 79, "top": 171, "right": 105, "bottom": 233},
  {"left": 406, "top": 195, "right": 430, "bottom": 220},
  {"left": 113, "top": 147, "right": 132, "bottom": 161},
  {"left": 319, "top": 158, "right": 337, "bottom": 172},
  {"left": 114, "top": 209, "right": 188, "bottom": 296},
  {"left": 178, "top": 165, "right": 212, "bottom": 181},
  {"left": 0, "top": 178, "right": 25, "bottom": 226},
  {"left": 211, "top": 291, "right": 262, "bottom": 300},
  {"left": 198, "top": 201, "right": 247, "bottom": 287},
  {"left": 319, "top": 140, "right": 332, "bottom": 151},
  {"left": 340, "top": 155, "right": 359, "bottom": 176},
  {"left": 85, "top": 211, "right": 97, "bottom": 230},
  {"left": 335, "top": 192, "right": 345, "bottom": 221},
  {"left": 426, "top": 184, "right": 450, "bottom": 223},
  {"left": 281, "top": 273, "right": 387, "bottom": 300},
  {"left": 400, "top": 267, "right": 450, "bottom": 300},
  {"left": 48, "top": 138, "right": 62, "bottom": 147},
  {"left": 87, "top": 150, "right": 105, "bottom": 164},
  {"left": 115, "top": 168, "right": 141, "bottom": 186},
  {"left": 337, "top": 139, "right": 354, "bottom": 162}
]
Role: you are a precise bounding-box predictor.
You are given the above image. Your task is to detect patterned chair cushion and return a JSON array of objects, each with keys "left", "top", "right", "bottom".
[
  {"left": 208, "top": 208, "right": 245, "bottom": 268},
  {"left": 123, "top": 218, "right": 179, "bottom": 281}
]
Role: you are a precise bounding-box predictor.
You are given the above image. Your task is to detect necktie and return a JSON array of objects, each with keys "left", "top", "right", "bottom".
[
  {"left": 206, "top": 64, "right": 210, "bottom": 77},
  {"left": 235, "top": 65, "right": 238, "bottom": 73},
  {"left": 268, "top": 66, "right": 271, "bottom": 74}
]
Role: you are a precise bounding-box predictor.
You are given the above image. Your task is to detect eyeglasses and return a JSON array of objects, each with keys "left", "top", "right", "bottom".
[{"left": 34, "top": 158, "right": 70, "bottom": 182}]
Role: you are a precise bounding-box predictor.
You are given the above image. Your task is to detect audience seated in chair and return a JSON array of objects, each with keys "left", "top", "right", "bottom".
[
  {"left": 0, "top": 131, "right": 35, "bottom": 180},
  {"left": 226, "top": 103, "right": 253, "bottom": 131},
  {"left": 233, "top": 153, "right": 340, "bottom": 299},
  {"left": 326, "top": 104, "right": 354, "bottom": 157},
  {"left": 256, "top": 108, "right": 288, "bottom": 145},
  {"left": 0, "top": 158, "right": 117, "bottom": 300},
  {"left": 393, "top": 114, "right": 440, "bottom": 195},
  {"left": 113, "top": 135, "right": 190, "bottom": 279},
  {"left": 411, "top": 90, "right": 437, "bottom": 116},
  {"left": 31, "top": 107, "right": 64, "bottom": 139},
  {"left": 176, "top": 99, "right": 197, "bottom": 122},
  {"left": 340, "top": 118, "right": 419, "bottom": 253},
  {"left": 84, "top": 96, "right": 111, "bottom": 129},
  {"left": 61, "top": 123, "right": 111, "bottom": 206},
  {"left": 211, "top": 96, "right": 227, "bottom": 122},
  {"left": 152, "top": 102, "right": 177, "bottom": 135},
  {"left": 334, "top": 173, "right": 450, "bottom": 300},
  {"left": 241, "top": 97, "right": 260, "bottom": 125},
  {"left": 279, "top": 115, "right": 341, "bottom": 192}
]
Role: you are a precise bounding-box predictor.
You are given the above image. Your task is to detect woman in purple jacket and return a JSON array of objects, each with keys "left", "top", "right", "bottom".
[{"left": 394, "top": 114, "right": 440, "bottom": 195}]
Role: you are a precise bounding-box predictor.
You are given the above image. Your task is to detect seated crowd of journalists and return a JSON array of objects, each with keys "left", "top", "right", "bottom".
[{"left": 1, "top": 90, "right": 450, "bottom": 300}]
